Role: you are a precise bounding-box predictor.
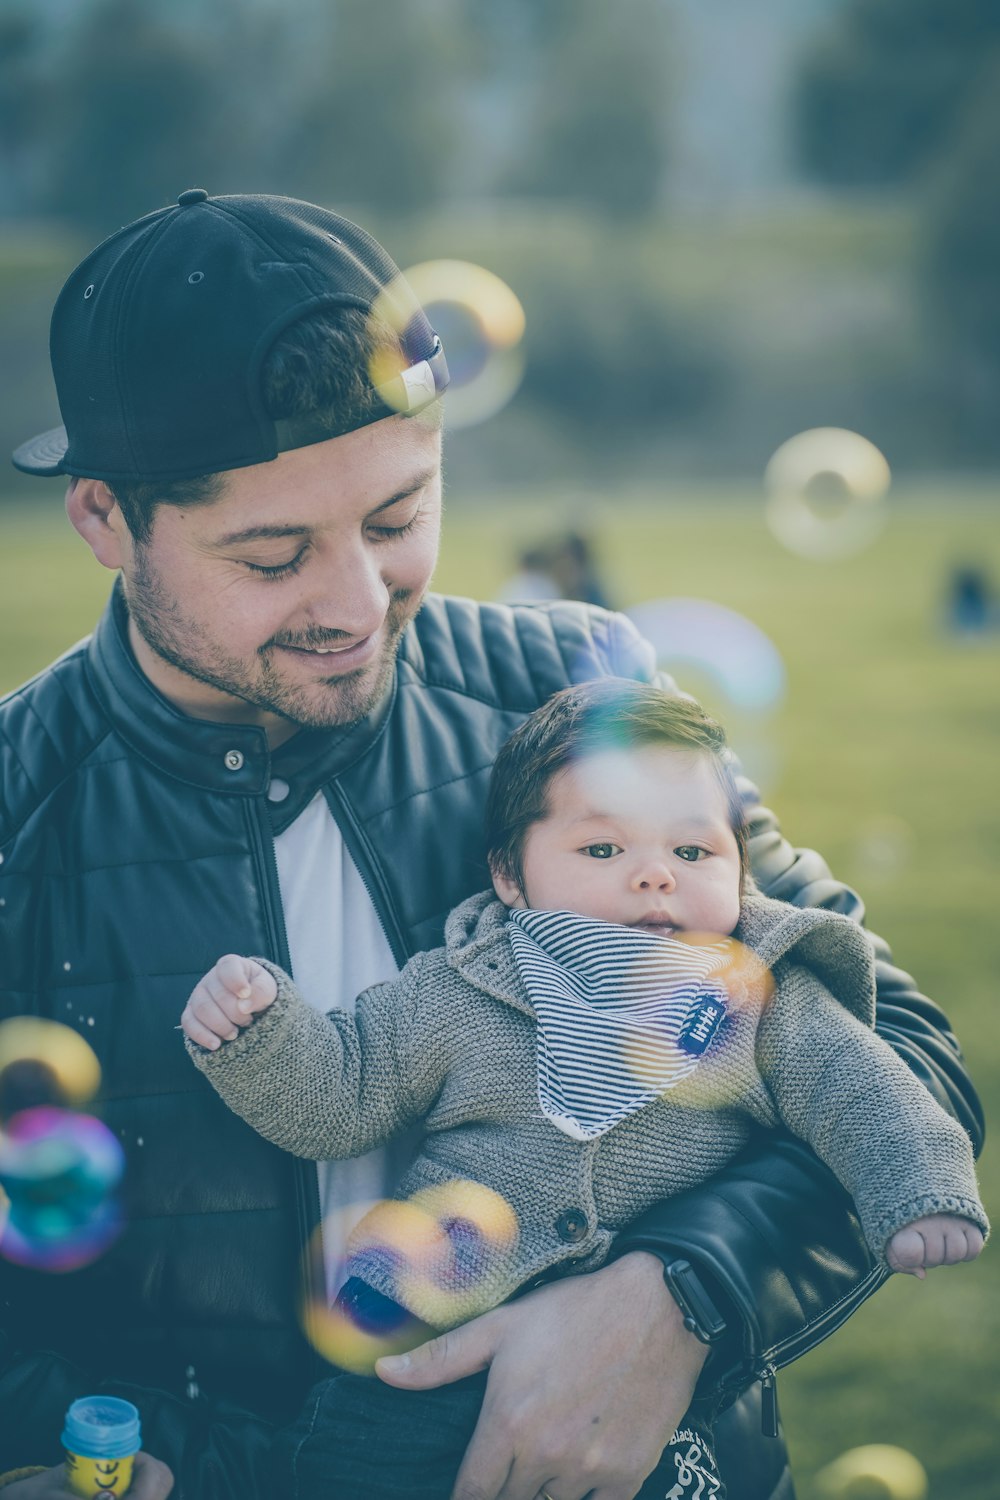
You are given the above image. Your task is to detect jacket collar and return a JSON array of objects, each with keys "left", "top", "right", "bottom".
[
  {"left": 86, "top": 579, "right": 396, "bottom": 815},
  {"left": 445, "top": 890, "right": 535, "bottom": 1018}
]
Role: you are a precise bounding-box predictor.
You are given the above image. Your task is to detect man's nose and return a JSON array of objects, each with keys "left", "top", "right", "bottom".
[{"left": 307, "top": 540, "right": 391, "bottom": 636}]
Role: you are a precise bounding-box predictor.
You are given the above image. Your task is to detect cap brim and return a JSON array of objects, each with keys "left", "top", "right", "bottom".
[{"left": 12, "top": 425, "right": 69, "bottom": 476}]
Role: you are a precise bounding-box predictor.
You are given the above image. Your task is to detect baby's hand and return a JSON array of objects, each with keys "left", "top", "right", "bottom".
[
  {"left": 886, "top": 1214, "right": 985, "bottom": 1278},
  {"left": 181, "top": 955, "right": 277, "bottom": 1051}
]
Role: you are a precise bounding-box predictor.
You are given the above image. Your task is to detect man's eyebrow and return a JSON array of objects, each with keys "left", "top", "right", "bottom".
[
  {"left": 214, "top": 523, "right": 309, "bottom": 546},
  {"left": 213, "top": 470, "right": 437, "bottom": 548}
]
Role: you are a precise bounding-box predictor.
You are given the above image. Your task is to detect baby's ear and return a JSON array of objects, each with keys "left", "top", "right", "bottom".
[{"left": 489, "top": 858, "right": 523, "bottom": 909}]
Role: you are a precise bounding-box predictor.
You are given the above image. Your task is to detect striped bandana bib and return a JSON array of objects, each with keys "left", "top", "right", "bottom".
[{"left": 507, "top": 908, "right": 731, "bottom": 1141}]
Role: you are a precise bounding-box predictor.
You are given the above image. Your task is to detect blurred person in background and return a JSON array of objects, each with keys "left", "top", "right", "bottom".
[
  {"left": 498, "top": 530, "right": 615, "bottom": 609},
  {"left": 0, "top": 190, "right": 984, "bottom": 1500}
]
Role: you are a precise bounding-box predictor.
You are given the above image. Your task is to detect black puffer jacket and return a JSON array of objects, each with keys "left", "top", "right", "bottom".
[{"left": 0, "top": 584, "right": 984, "bottom": 1500}]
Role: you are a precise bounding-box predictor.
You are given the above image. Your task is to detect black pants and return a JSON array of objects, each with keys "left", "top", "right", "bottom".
[{"left": 274, "top": 1369, "right": 725, "bottom": 1500}]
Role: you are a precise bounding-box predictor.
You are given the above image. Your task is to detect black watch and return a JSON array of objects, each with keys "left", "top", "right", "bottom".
[{"left": 657, "top": 1256, "right": 728, "bottom": 1344}]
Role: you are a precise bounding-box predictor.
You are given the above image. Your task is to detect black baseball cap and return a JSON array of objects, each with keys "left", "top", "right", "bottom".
[{"left": 12, "top": 189, "right": 449, "bottom": 483}]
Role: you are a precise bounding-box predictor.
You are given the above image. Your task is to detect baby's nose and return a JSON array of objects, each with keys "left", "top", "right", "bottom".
[{"left": 633, "top": 862, "right": 676, "bottom": 891}]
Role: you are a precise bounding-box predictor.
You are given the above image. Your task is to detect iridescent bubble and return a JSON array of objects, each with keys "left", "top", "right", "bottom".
[
  {"left": 397, "top": 1180, "right": 520, "bottom": 1327},
  {"left": 619, "top": 934, "right": 775, "bottom": 1113},
  {"left": 0, "top": 1017, "right": 101, "bottom": 1119},
  {"left": 0, "top": 1107, "right": 125, "bottom": 1272},
  {"left": 814, "top": 1444, "right": 928, "bottom": 1500},
  {"left": 853, "top": 815, "right": 915, "bottom": 883},
  {"left": 299, "top": 1202, "right": 435, "bottom": 1374},
  {"left": 625, "top": 599, "right": 786, "bottom": 714},
  {"left": 300, "top": 1182, "right": 520, "bottom": 1372},
  {"left": 370, "top": 260, "right": 526, "bottom": 429},
  {"left": 764, "top": 427, "right": 891, "bottom": 560}
]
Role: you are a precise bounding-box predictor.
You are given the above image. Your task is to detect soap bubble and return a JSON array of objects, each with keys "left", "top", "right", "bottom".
[
  {"left": 853, "top": 816, "right": 915, "bottom": 883},
  {"left": 0, "top": 1106, "right": 124, "bottom": 1271},
  {"left": 620, "top": 934, "right": 775, "bottom": 1110},
  {"left": 764, "top": 427, "right": 890, "bottom": 560},
  {"left": 300, "top": 1182, "right": 519, "bottom": 1372},
  {"left": 625, "top": 598, "right": 786, "bottom": 714},
  {"left": 0, "top": 1017, "right": 101, "bottom": 1119},
  {"left": 396, "top": 1179, "right": 520, "bottom": 1326},
  {"left": 371, "top": 259, "right": 526, "bottom": 428},
  {"left": 814, "top": 1444, "right": 928, "bottom": 1500}
]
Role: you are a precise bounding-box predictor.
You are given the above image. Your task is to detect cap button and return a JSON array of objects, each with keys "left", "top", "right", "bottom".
[{"left": 177, "top": 188, "right": 209, "bottom": 207}]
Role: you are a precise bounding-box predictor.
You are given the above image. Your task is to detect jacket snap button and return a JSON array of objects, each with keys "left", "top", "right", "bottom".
[
  {"left": 223, "top": 750, "right": 245, "bottom": 771},
  {"left": 555, "top": 1209, "right": 588, "bottom": 1243},
  {"left": 267, "top": 777, "right": 290, "bottom": 803}
]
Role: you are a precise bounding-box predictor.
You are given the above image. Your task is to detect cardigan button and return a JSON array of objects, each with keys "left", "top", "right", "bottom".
[
  {"left": 223, "top": 749, "right": 245, "bottom": 771},
  {"left": 555, "top": 1209, "right": 588, "bottom": 1244}
]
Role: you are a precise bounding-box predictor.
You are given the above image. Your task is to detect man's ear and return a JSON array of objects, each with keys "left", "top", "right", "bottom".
[{"left": 66, "top": 478, "right": 129, "bottom": 570}]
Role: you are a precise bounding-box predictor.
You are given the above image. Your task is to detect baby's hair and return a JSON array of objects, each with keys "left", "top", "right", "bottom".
[{"left": 485, "top": 677, "right": 749, "bottom": 896}]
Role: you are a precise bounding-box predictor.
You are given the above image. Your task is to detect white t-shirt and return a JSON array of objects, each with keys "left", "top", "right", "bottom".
[{"left": 273, "top": 791, "right": 401, "bottom": 1299}]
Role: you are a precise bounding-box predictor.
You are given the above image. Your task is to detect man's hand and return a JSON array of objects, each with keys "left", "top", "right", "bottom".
[
  {"left": 376, "top": 1251, "right": 710, "bottom": 1500},
  {"left": 181, "top": 954, "right": 277, "bottom": 1050},
  {"left": 4, "top": 1451, "right": 173, "bottom": 1498},
  {"left": 886, "top": 1213, "right": 985, "bottom": 1278}
]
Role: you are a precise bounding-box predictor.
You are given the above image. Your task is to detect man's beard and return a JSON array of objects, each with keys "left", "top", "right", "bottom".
[{"left": 125, "top": 549, "right": 418, "bottom": 729}]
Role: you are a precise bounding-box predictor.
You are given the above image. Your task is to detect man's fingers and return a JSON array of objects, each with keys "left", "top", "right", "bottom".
[
  {"left": 450, "top": 1403, "right": 516, "bottom": 1500},
  {"left": 1, "top": 1456, "right": 171, "bottom": 1499},
  {"left": 376, "top": 1314, "right": 498, "bottom": 1389},
  {"left": 123, "top": 1451, "right": 175, "bottom": 1498}
]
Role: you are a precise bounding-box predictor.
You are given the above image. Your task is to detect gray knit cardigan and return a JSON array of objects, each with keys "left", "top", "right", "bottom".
[{"left": 188, "top": 890, "right": 988, "bottom": 1328}]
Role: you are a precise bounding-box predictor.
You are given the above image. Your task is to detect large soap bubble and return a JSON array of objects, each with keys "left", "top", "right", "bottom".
[
  {"left": 814, "top": 1443, "right": 928, "bottom": 1500},
  {"left": 625, "top": 598, "right": 786, "bottom": 714},
  {"left": 620, "top": 934, "right": 776, "bottom": 1112},
  {"left": 0, "top": 1017, "right": 101, "bottom": 1117},
  {"left": 0, "top": 1106, "right": 124, "bottom": 1271},
  {"left": 764, "top": 427, "right": 891, "bottom": 560},
  {"left": 300, "top": 1181, "right": 520, "bottom": 1372},
  {"left": 371, "top": 260, "right": 526, "bottom": 428}
]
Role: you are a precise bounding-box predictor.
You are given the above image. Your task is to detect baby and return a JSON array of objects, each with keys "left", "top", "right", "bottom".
[{"left": 182, "top": 679, "right": 987, "bottom": 1500}]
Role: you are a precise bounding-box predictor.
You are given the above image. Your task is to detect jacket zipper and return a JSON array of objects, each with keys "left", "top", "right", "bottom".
[
  {"left": 751, "top": 1263, "right": 888, "bottom": 1433},
  {"left": 758, "top": 1365, "right": 778, "bottom": 1437},
  {"left": 247, "top": 799, "right": 324, "bottom": 1352},
  {"left": 323, "top": 781, "right": 411, "bottom": 967}
]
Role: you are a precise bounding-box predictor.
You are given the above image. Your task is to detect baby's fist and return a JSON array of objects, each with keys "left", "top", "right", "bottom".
[
  {"left": 886, "top": 1214, "right": 985, "bottom": 1278},
  {"left": 181, "top": 955, "right": 277, "bottom": 1050}
]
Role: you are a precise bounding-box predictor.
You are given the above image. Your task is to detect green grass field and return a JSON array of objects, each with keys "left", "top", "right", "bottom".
[{"left": 1, "top": 485, "right": 998, "bottom": 1497}]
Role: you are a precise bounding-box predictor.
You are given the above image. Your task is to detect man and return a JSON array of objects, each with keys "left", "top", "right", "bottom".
[{"left": 0, "top": 191, "right": 983, "bottom": 1500}]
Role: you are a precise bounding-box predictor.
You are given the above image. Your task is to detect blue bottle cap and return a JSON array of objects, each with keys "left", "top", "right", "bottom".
[{"left": 61, "top": 1396, "right": 141, "bottom": 1460}]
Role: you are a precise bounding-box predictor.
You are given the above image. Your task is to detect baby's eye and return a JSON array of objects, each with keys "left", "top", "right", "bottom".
[
  {"left": 675, "top": 845, "right": 708, "bottom": 862},
  {"left": 582, "top": 843, "right": 622, "bottom": 859}
]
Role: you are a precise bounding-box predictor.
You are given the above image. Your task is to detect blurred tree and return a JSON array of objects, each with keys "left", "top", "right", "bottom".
[
  {"left": 795, "top": 0, "right": 1000, "bottom": 187},
  {"left": 0, "top": 9, "right": 47, "bottom": 215},
  {"left": 40, "top": 0, "right": 244, "bottom": 233},
  {"left": 500, "top": 0, "right": 671, "bottom": 219},
  {"left": 510, "top": 227, "right": 724, "bottom": 457},
  {"left": 919, "top": 60, "right": 1000, "bottom": 456},
  {"left": 795, "top": 0, "right": 1000, "bottom": 460},
  {"left": 282, "top": 0, "right": 465, "bottom": 215}
]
